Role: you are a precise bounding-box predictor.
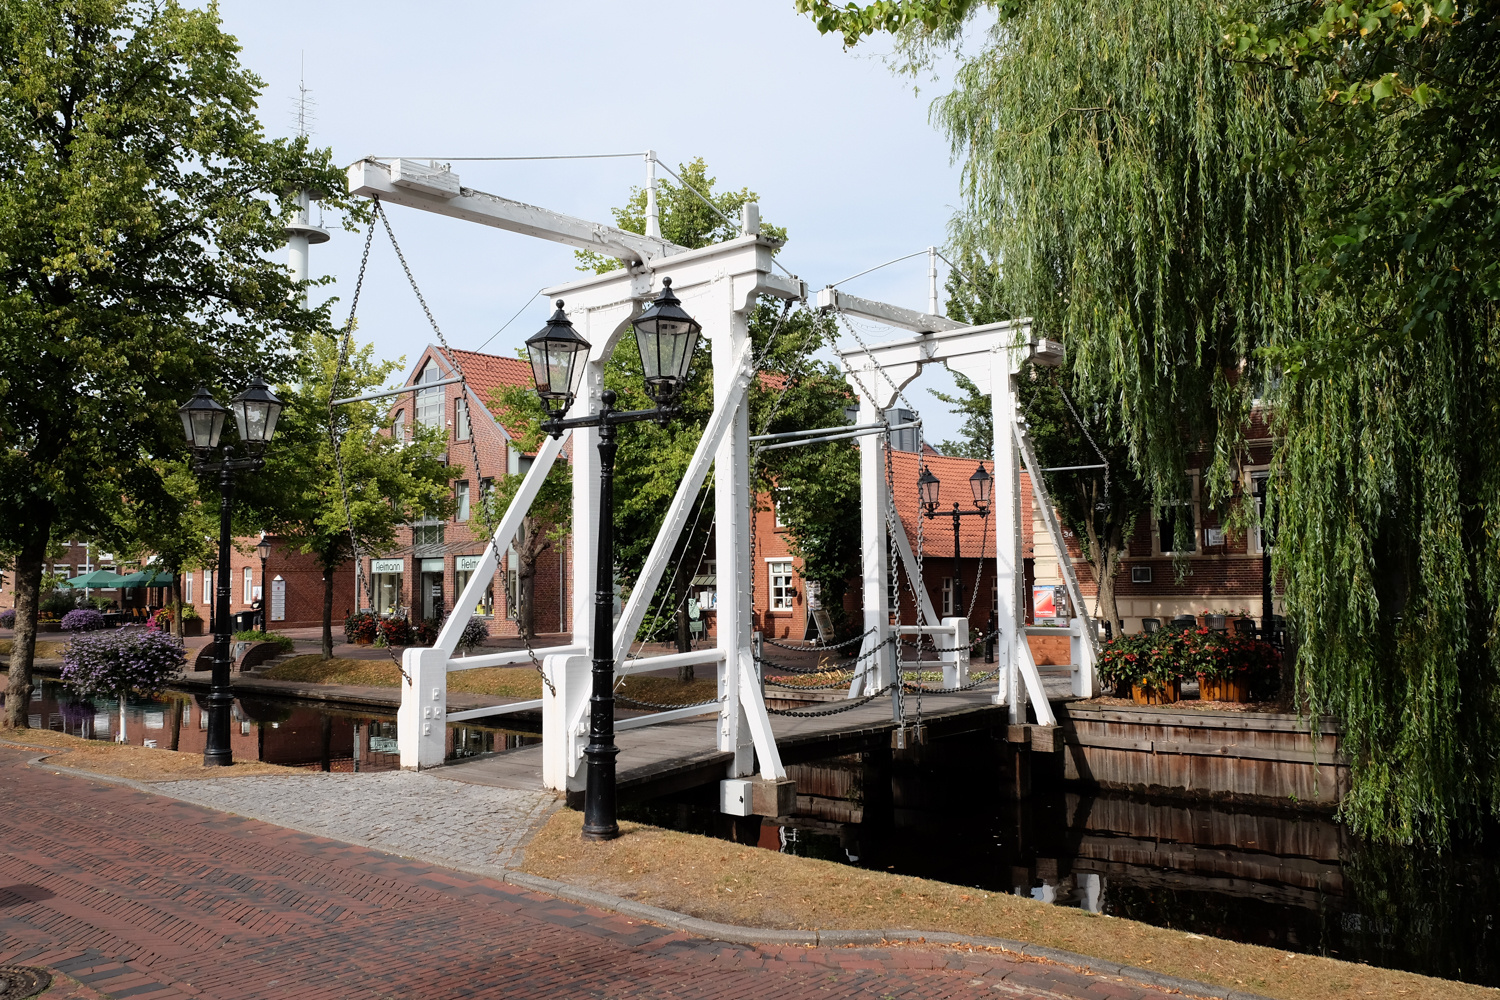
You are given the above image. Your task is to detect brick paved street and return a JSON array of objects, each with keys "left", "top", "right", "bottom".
[{"left": 0, "top": 747, "right": 1191, "bottom": 999}]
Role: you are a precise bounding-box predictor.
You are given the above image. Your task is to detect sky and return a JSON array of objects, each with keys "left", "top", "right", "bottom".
[{"left": 218, "top": 0, "right": 982, "bottom": 445}]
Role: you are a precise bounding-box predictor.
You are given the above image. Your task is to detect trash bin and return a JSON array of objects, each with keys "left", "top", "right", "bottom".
[{"left": 232, "top": 610, "right": 257, "bottom": 632}]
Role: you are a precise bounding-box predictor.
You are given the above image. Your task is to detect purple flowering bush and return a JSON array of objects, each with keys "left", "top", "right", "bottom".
[
  {"left": 61, "top": 608, "right": 106, "bottom": 632},
  {"left": 0, "top": 608, "right": 14, "bottom": 629},
  {"left": 457, "top": 616, "right": 489, "bottom": 651},
  {"left": 61, "top": 626, "right": 185, "bottom": 699}
]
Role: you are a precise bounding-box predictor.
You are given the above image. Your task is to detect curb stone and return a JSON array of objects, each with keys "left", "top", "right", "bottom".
[{"left": 10, "top": 744, "right": 1274, "bottom": 1000}]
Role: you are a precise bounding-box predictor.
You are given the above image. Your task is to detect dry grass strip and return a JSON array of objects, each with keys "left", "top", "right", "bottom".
[
  {"left": 0, "top": 639, "right": 68, "bottom": 659},
  {"left": 264, "top": 654, "right": 720, "bottom": 707},
  {"left": 0, "top": 729, "right": 297, "bottom": 781},
  {"left": 523, "top": 810, "right": 1486, "bottom": 1000}
]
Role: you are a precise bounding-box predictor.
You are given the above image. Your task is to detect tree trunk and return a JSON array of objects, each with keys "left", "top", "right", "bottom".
[
  {"left": 168, "top": 697, "right": 183, "bottom": 751},
  {"left": 170, "top": 579, "right": 183, "bottom": 640},
  {"left": 515, "top": 517, "right": 550, "bottom": 642},
  {"left": 674, "top": 568, "right": 693, "bottom": 680},
  {"left": 3, "top": 527, "right": 49, "bottom": 729},
  {"left": 321, "top": 569, "right": 335, "bottom": 659},
  {"left": 1081, "top": 515, "right": 1124, "bottom": 639}
]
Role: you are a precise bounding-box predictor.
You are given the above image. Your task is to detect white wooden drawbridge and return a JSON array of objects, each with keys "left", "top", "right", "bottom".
[{"left": 344, "top": 158, "right": 1096, "bottom": 803}]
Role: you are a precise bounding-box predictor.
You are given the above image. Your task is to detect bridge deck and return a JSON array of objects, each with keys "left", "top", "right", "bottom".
[{"left": 435, "top": 675, "right": 1072, "bottom": 803}]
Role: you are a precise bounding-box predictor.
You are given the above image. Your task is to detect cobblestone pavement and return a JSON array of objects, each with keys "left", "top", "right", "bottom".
[
  {"left": 0, "top": 748, "right": 1191, "bottom": 1000},
  {"left": 156, "top": 770, "right": 555, "bottom": 873}
]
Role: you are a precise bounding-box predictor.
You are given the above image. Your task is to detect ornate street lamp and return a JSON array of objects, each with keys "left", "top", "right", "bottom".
[
  {"left": 177, "top": 377, "right": 283, "bottom": 766},
  {"left": 525, "top": 300, "right": 592, "bottom": 422},
  {"left": 527, "top": 281, "right": 699, "bottom": 841},
  {"left": 255, "top": 535, "right": 272, "bottom": 630},
  {"left": 920, "top": 463, "right": 992, "bottom": 622}
]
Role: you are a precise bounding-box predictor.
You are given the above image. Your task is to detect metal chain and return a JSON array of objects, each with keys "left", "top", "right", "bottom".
[
  {"left": 373, "top": 201, "right": 554, "bottom": 696},
  {"left": 900, "top": 667, "right": 1001, "bottom": 696},
  {"left": 326, "top": 207, "right": 412, "bottom": 685},
  {"left": 615, "top": 693, "right": 721, "bottom": 712},
  {"left": 764, "top": 681, "right": 897, "bottom": 717},
  {"left": 760, "top": 628, "right": 872, "bottom": 652}
]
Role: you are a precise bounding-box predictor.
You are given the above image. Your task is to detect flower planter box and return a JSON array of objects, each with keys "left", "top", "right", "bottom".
[
  {"left": 1198, "top": 674, "right": 1252, "bottom": 703},
  {"left": 353, "top": 637, "right": 374, "bottom": 646},
  {"left": 182, "top": 619, "right": 204, "bottom": 637},
  {"left": 37, "top": 622, "right": 62, "bottom": 633},
  {"left": 1131, "top": 679, "right": 1181, "bottom": 706}
]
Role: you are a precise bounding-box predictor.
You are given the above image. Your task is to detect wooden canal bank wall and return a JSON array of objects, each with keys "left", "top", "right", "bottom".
[{"left": 1050, "top": 702, "right": 1349, "bottom": 809}]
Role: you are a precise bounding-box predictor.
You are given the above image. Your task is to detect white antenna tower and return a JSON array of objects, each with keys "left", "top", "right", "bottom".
[{"left": 292, "top": 52, "right": 316, "bottom": 139}]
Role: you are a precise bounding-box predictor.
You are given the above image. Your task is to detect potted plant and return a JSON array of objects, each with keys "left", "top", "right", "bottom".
[
  {"left": 1098, "top": 631, "right": 1153, "bottom": 698},
  {"left": 344, "top": 611, "right": 379, "bottom": 645},
  {"left": 1195, "top": 630, "right": 1281, "bottom": 703},
  {"left": 180, "top": 603, "right": 204, "bottom": 636},
  {"left": 377, "top": 616, "right": 412, "bottom": 646}
]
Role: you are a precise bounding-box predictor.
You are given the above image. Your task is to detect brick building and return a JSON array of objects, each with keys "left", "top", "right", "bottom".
[{"left": 367, "top": 345, "right": 569, "bottom": 635}]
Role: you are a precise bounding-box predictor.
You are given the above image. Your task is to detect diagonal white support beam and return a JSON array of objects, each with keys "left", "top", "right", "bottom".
[
  {"left": 890, "top": 513, "right": 940, "bottom": 627},
  {"left": 612, "top": 336, "right": 755, "bottom": 666},
  {"left": 818, "top": 287, "right": 964, "bottom": 334},
  {"left": 349, "top": 158, "right": 686, "bottom": 264},
  {"left": 1013, "top": 419, "right": 1098, "bottom": 658},
  {"left": 435, "top": 430, "right": 571, "bottom": 657}
]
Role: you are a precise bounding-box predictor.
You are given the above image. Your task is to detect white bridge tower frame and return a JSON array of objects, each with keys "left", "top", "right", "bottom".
[
  {"left": 819, "top": 289, "right": 1097, "bottom": 725},
  {"left": 348, "top": 159, "right": 799, "bottom": 791}
]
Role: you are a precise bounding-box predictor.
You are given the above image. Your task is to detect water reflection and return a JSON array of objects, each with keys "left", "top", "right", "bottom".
[
  {"left": 621, "top": 732, "right": 1499, "bottom": 986},
  {"left": 27, "top": 680, "right": 536, "bottom": 771}
]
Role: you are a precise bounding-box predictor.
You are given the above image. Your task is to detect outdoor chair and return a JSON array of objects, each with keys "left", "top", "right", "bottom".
[{"left": 1141, "top": 618, "right": 1160, "bottom": 634}]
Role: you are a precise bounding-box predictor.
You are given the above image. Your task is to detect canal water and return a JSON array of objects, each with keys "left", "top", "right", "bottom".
[
  {"left": 26, "top": 679, "right": 537, "bottom": 771},
  {"left": 21, "top": 681, "right": 1496, "bottom": 986},
  {"left": 622, "top": 733, "right": 1500, "bottom": 988}
]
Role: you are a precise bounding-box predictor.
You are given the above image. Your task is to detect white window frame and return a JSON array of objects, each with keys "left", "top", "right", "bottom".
[
  {"left": 184, "top": 573, "right": 193, "bottom": 604},
  {"left": 243, "top": 567, "right": 253, "bottom": 604},
  {"left": 1249, "top": 468, "right": 1273, "bottom": 555},
  {"left": 203, "top": 569, "right": 213, "bottom": 604},
  {"left": 454, "top": 396, "right": 471, "bottom": 441},
  {"left": 1154, "top": 473, "right": 1200, "bottom": 556},
  {"left": 455, "top": 481, "right": 470, "bottom": 522},
  {"left": 415, "top": 360, "right": 443, "bottom": 429},
  {"left": 773, "top": 488, "right": 789, "bottom": 529},
  {"left": 767, "top": 559, "right": 795, "bottom": 611},
  {"left": 941, "top": 577, "right": 955, "bottom": 617}
]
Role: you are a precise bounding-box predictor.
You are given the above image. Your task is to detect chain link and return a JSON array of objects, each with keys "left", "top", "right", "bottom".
[
  {"left": 759, "top": 628, "right": 872, "bottom": 652},
  {"left": 614, "top": 693, "right": 721, "bottom": 712},
  {"left": 764, "top": 681, "right": 897, "bottom": 717}
]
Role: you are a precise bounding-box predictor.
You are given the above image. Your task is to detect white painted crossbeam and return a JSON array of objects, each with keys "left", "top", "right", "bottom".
[
  {"left": 446, "top": 700, "right": 544, "bottom": 722},
  {"left": 817, "top": 287, "right": 964, "bottom": 334},
  {"left": 614, "top": 703, "right": 721, "bottom": 732},
  {"left": 349, "top": 159, "right": 685, "bottom": 264},
  {"left": 447, "top": 644, "right": 584, "bottom": 671},
  {"left": 619, "top": 648, "right": 725, "bottom": 676}
]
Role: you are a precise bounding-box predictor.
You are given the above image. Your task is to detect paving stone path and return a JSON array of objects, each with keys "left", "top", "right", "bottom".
[
  {"left": 157, "top": 770, "right": 555, "bottom": 874},
  {"left": 0, "top": 747, "right": 1195, "bottom": 999}
]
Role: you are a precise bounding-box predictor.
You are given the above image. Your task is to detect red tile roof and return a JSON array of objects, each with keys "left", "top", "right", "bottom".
[
  {"left": 428, "top": 347, "right": 535, "bottom": 440},
  {"left": 887, "top": 449, "right": 1005, "bottom": 560}
]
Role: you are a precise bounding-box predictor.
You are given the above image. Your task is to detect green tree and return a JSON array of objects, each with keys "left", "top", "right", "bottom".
[
  {"left": 481, "top": 383, "right": 573, "bottom": 641},
  {"left": 1226, "top": 1, "right": 1500, "bottom": 844},
  {"left": 110, "top": 460, "right": 215, "bottom": 639},
  {"left": 0, "top": 0, "right": 347, "bottom": 728},
  {"left": 238, "top": 336, "right": 453, "bottom": 658}
]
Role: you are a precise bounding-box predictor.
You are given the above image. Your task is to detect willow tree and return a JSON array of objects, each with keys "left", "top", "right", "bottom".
[
  {"left": 798, "top": 0, "right": 1500, "bottom": 843},
  {"left": 1230, "top": 0, "right": 1500, "bottom": 844}
]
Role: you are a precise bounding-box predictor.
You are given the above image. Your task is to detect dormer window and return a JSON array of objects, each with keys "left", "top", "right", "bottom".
[{"left": 416, "top": 360, "right": 443, "bottom": 429}]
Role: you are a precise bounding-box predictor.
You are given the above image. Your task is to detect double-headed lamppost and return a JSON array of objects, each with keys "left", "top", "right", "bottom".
[
  {"left": 177, "top": 378, "right": 284, "bottom": 766},
  {"left": 918, "top": 463, "right": 993, "bottom": 619},
  {"left": 526, "top": 279, "right": 700, "bottom": 841}
]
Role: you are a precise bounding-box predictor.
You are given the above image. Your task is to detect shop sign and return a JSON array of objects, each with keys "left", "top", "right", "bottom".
[
  {"left": 371, "top": 559, "right": 404, "bottom": 575},
  {"left": 455, "top": 555, "right": 483, "bottom": 572}
]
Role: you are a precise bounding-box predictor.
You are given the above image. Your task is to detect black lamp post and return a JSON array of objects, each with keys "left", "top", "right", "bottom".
[
  {"left": 255, "top": 535, "right": 272, "bottom": 630},
  {"left": 527, "top": 280, "right": 700, "bottom": 842},
  {"left": 919, "top": 463, "right": 992, "bottom": 619},
  {"left": 178, "top": 378, "right": 283, "bottom": 766}
]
